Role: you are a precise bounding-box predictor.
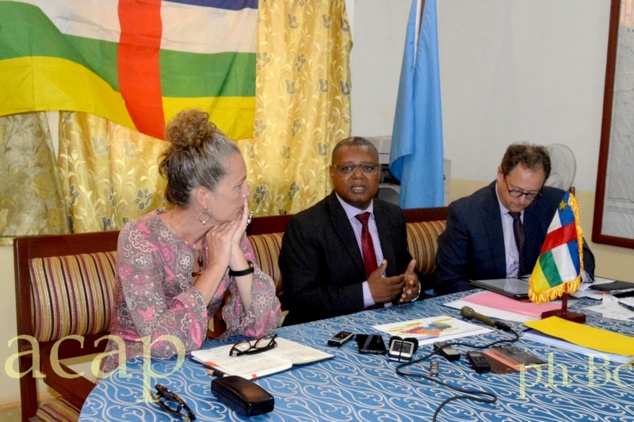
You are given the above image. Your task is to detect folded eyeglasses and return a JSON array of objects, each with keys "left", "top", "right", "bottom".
[
  {"left": 229, "top": 334, "right": 278, "bottom": 357},
  {"left": 151, "top": 384, "right": 196, "bottom": 421}
]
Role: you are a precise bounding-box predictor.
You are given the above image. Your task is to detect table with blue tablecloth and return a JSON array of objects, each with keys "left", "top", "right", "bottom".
[{"left": 79, "top": 291, "right": 634, "bottom": 422}]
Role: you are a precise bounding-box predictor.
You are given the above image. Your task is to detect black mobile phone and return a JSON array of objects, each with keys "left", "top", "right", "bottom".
[
  {"left": 355, "top": 334, "right": 387, "bottom": 355},
  {"left": 434, "top": 341, "right": 461, "bottom": 361},
  {"left": 466, "top": 351, "right": 490, "bottom": 374},
  {"left": 328, "top": 331, "right": 355, "bottom": 347}
]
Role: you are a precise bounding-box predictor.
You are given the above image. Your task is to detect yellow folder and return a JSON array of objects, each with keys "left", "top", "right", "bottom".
[{"left": 525, "top": 316, "right": 634, "bottom": 356}]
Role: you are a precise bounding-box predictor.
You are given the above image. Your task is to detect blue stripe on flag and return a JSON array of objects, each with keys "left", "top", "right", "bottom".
[
  {"left": 389, "top": 0, "right": 444, "bottom": 208},
  {"left": 557, "top": 191, "right": 575, "bottom": 226},
  {"left": 566, "top": 239, "right": 581, "bottom": 273},
  {"left": 165, "top": 0, "right": 257, "bottom": 10}
]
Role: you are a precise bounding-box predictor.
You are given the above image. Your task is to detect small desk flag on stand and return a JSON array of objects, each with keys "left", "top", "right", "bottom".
[{"left": 529, "top": 191, "right": 584, "bottom": 305}]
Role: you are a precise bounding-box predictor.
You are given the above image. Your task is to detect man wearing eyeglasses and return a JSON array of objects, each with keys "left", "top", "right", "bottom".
[
  {"left": 279, "top": 137, "right": 421, "bottom": 325},
  {"left": 434, "top": 143, "right": 595, "bottom": 295}
]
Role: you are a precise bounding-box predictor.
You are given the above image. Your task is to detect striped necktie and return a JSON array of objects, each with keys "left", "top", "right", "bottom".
[{"left": 509, "top": 211, "right": 525, "bottom": 276}]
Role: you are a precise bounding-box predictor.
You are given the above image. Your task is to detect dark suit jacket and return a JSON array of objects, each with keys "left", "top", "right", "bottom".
[
  {"left": 279, "top": 192, "right": 413, "bottom": 325},
  {"left": 434, "top": 182, "right": 595, "bottom": 295}
]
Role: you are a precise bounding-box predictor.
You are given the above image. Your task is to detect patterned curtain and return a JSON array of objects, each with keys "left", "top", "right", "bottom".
[
  {"left": 243, "top": 0, "right": 352, "bottom": 215},
  {"left": 57, "top": 112, "right": 169, "bottom": 233},
  {"left": 0, "top": 113, "right": 68, "bottom": 245}
]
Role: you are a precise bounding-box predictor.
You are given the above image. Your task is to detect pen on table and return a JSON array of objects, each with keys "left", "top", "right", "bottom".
[
  {"left": 618, "top": 301, "right": 634, "bottom": 313},
  {"left": 209, "top": 368, "right": 228, "bottom": 377}
]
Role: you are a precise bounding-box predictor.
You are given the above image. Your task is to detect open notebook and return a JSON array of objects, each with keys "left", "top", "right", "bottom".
[{"left": 191, "top": 337, "right": 333, "bottom": 379}]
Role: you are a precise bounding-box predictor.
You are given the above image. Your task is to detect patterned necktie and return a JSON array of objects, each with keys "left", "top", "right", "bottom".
[
  {"left": 355, "top": 212, "right": 378, "bottom": 278},
  {"left": 509, "top": 211, "right": 525, "bottom": 276}
]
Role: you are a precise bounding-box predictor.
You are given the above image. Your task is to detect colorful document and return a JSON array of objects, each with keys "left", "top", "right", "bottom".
[{"left": 373, "top": 315, "right": 491, "bottom": 346}]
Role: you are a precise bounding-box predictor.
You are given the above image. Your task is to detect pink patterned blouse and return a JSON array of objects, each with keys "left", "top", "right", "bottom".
[{"left": 100, "top": 209, "right": 281, "bottom": 374}]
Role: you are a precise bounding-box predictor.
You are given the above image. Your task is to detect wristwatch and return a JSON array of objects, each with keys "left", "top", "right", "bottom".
[{"left": 229, "top": 261, "right": 254, "bottom": 277}]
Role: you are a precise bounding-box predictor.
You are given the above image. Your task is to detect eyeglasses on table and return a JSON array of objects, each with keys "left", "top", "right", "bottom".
[
  {"left": 229, "top": 334, "right": 278, "bottom": 357},
  {"left": 151, "top": 383, "right": 196, "bottom": 421}
]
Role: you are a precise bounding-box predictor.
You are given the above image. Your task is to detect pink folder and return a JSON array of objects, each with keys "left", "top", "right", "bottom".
[{"left": 463, "top": 291, "right": 561, "bottom": 317}]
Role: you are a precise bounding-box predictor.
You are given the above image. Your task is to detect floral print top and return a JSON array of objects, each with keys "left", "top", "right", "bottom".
[{"left": 100, "top": 209, "right": 281, "bottom": 374}]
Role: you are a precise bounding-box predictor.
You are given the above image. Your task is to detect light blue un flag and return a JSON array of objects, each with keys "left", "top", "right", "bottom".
[{"left": 390, "top": 0, "right": 444, "bottom": 208}]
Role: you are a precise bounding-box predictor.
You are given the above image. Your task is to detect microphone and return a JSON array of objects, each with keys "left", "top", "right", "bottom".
[{"left": 460, "top": 306, "right": 512, "bottom": 332}]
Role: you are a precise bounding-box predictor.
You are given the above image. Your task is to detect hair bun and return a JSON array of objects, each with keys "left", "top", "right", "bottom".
[{"left": 166, "top": 109, "right": 216, "bottom": 149}]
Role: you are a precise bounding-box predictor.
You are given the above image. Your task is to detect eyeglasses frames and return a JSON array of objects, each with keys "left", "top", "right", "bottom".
[
  {"left": 332, "top": 163, "right": 380, "bottom": 176},
  {"left": 151, "top": 384, "right": 196, "bottom": 421},
  {"left": 229, "top": 334, "right": 278, "bottom": 357},
  {"left": 504, "top": 177, "right": 542, "bottom": 201}
]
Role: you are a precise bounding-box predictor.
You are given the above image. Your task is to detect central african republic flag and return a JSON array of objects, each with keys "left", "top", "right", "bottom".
[
  {"left": 529, "top": 190, "right": 584, "bottom": 304},
  {"left": 0, "top": 0, "right": 257, "bottom": 140}
]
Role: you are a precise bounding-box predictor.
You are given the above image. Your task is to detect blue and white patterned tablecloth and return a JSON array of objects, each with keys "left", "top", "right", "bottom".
[{"left": 80, "top": 291, "right": 634, "bottom": 422}]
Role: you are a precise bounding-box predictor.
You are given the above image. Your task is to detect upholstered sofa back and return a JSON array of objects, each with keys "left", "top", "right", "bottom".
[
  {"left": 245, "top": 207, "right": 448, "bottom": 301},
  {"left": 28, "top": 251, "right": 118, "bottom": 343}
]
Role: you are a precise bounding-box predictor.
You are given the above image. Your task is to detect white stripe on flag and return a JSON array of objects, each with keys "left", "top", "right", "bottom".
[
  {"left": 550, "top": 243, "right": 577, "bottom": 281},
  {"left": 15, "top": 0, "right": 257, "bottom": 54},
  {"left": 27, "top": 0, "right": 121, "bottom": 43},
  {"left": 161, "top": 2, "right": 257, "bottom": 54},
  {"left": 547, "top": 211, "right": 563, "bottom": 233}
]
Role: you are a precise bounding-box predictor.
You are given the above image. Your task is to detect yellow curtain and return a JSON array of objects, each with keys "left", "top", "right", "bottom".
[
  {"left": 242, "top": 0, "right": 352, "bottom": 215},
  {"left": 57, "top": 112, "right": 169, "bottom": 233},
  {"left": 0, "top": 113, "right": 69, "bottom": 245}
]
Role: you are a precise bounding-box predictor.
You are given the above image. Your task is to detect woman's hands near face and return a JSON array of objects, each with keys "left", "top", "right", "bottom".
[
  {"left": 205, "top": 199, "right": 250, "bottom": 271},
  {"left": 232, "top": 200, "right": 250, "bottom": 246}
]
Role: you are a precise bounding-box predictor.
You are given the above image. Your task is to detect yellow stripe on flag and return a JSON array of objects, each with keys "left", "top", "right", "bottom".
[
  {"left": 529, "top": 261, "right": 551, "bottom": 299},
  {"left": 0, "top": 56, "right": 134, "bottom": 128},
  {"left": 164, "top": 96, "right": 255, "bottom": 141}
]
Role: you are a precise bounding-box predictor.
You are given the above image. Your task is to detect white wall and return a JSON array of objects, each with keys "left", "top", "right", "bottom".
[
  {"left": 350, "top": 0, "right": 610, "bottom": 193},
  {"left": 349, "top": 0, "right": 411, "bottom": 137}
]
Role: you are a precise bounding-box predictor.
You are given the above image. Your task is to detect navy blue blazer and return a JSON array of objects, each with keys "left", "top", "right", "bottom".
[
  {"left": 279, "top": 191, "right": 412, "bottom": 325},
  {"left": 434, "top": 182, "right": 595, "bottom": 295}
]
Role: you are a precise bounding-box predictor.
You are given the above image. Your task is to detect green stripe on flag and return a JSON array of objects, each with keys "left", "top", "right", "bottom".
[
  {"left": 0, "top": 3, "right": 119, "bottom": 90},
  {"left": 66, "top": 36, "right": 119, "bottom": 90},
  {"left": 0, "top": 3, "right": 85, "bottom": 61},
  {"left": 538, "top": 251, "right": 563, "bottom": 288},
  {"left": 160, "top": 51, "right": 255, "bottom": 97}
]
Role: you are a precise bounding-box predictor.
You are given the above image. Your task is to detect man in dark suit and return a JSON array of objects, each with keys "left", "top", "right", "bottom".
[
  {"left": 434, "top": 143, "right": 595, "bottom": 295},
  {"left": 279, "top": 137, "right": 421, "bottom": 325}
]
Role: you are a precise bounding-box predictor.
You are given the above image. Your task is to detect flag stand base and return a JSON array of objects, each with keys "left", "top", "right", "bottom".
[
  {"left": 540, "top": 309, "right": 586, "bottom": 323},
  {"left": 540, "top": 293, "right": 586, "bottom": 323}
]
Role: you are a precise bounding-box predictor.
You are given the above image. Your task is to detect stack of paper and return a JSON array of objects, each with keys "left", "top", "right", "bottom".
[
  {"left": 444, "top": 291, "right": 561, "bottom": 323},
  {"left": 463, "top": 292, "right": 561, "bottom": 317}
]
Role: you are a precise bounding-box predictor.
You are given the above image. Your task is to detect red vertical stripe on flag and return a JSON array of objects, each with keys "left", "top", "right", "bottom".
[
  {"left": 540, "top": 223, "right": 577, "bottom": 253},
  {"left": 118, "top": 0, "right": 165, "bottom": 139}
]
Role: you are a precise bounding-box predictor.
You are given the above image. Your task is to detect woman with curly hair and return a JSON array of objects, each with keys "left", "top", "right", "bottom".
[{"left": 101, "top": 109, "right": 281, "bottom": 374}]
